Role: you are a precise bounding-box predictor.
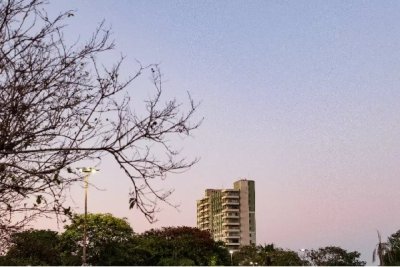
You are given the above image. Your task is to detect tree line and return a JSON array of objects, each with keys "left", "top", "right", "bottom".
[
  {"left": 0, "top": 213, "right": 229, "bottom": 266},
  {"left": 1, "top": 213, "right": 399, "bottom": 266}
]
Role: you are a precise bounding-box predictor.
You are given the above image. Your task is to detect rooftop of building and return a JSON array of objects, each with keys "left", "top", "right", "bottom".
[{"left": 197, "top": 179, "right": 255, "bottom": 200}]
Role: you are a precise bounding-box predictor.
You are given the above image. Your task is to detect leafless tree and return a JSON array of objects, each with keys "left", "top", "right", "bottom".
[{"left": 0, "top": 0, "right": 201, "bottom": 241}]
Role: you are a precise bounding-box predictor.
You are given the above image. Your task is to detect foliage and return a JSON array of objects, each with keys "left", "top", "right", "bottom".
[
  {"left": 0, "top": 216, "right": 382, "bottom": 267},
  {"left": 0, "top": 0, "right": 200, "bottom": 239},
  {"left": 232, "top": 245, "right": 259, "bottom": 265},
  {"left": 0, "top": 229, "right": 61, "bottom": 265},
  {"left": 232, "top": 244, "right": 304, "bottom": 266},
  {"left": 0, "top": 216, "right": 231, "bottom": 266},
  {"left": 266, "top": 248, "right": 305, "bottom": 266},
  {"left": 306, "top": 246, "right": 366, "bottom": 266},
  {"left": 374, "top": 229, "right": 400, "bottom": 266},
  {"left": 137, "top": 226, "right": 230, "bottom": 266},
  {"left": 385, "top": 230, "right": 400, "bottom": 265},
  {"left": 60, "top": 213, "right": 136, "bottom": 265},
  {"left": 158, "top": 257, "right": 195, "bottom": 266},
  {"left": 373, "top": 231, "right": 393, "bottom": 266}
]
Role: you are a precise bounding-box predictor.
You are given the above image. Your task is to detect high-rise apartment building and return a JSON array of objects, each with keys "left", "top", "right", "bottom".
[{"left": 196, "top": 179, "right": 256, "bottom": 250}]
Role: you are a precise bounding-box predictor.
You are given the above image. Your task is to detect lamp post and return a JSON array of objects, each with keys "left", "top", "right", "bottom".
[
  {"left": 77, "top": 167, "right": 99, "bottom": 266},
  {"left": 229, "top": 250, "right": 234, "bottom": 266}
]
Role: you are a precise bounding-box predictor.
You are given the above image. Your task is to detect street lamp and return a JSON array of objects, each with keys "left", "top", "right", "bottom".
[
  {"left": 77, "top": 167, "right": 99, "bottom": 266},
  {"left": 229, "top": 250, "right": 234, "bottom": 266}
]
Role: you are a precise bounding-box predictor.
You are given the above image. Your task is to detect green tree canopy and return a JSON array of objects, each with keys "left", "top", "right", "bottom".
[
  {"left": 382, "top": 229, "right": 400, "bottom": 265},
  {"left": 137, "top": 226, "right": 230, "bottom": 266},
  {"left": 306, "top": 246, "right": 366, "bottom": 266},
  {"left": 266, "top": 248, "right": 305, "bottom": 266},
  {"left": 232, "top": 245, "right": 259, "bottom": 265},
  {"left": 60, "top": 213, "right": 136, "bottom": 265},
  {"left": 0, "top": 229, "right": 61, "bottom": 265},
  {"left": 232, "top": 244, "right": 304, "bottom": 266}
]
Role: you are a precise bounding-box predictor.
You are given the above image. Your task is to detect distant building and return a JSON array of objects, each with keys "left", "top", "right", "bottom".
[{"left": 196, "top": 179, "right": 256, "bottom": 250}]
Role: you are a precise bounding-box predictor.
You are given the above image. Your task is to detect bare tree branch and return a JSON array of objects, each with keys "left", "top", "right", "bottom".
[{"left": 0, "top": 0, "right": 201, "bottom": 243}]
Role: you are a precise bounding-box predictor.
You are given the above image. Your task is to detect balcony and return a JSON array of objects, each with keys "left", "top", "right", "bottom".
[
  {"left": 222, "top": 206, "right": 239, "bottom": 212},
  {"left": 197, "top": 214, "right": 208, "bottom": 219},
  {"left": 198, "top": 202, "right": 209, "bottom": 208},
  {"left": 222, "top": 199, "right": 239, "bottom": 204},
  {"left": 222, "top": 194, "right": 239, "bottom": 199},
  {"left": 222, "top": 189, "right": 239, "bottom": 193},
  {"left": 198, "top": 207, "right": 210, "bottom": 213},
  {"left": 223, "top": 213, "right": 239, "bottom": 219},
  {"left": 223, "top": 229, "right": 240, "bottom": 235},
  {"left": 225, "top": 241, "right": 240, "bottom": 246},
  {"left": 223, "top": 200, "right": 240, "bottom": 206},
  {"left": 198, "top": 220, "right": 209, "bottom": 226},
  {"left": 222, "top": 222, "right": 240, "bottom": 226},
  {"left": 224, "top": 237, "right": 240, "bottom": 243},
  {"left": 198, "top": 208, "right": 209, "bottom": 213}
]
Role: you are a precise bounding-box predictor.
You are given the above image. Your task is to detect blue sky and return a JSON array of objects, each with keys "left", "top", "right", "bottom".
[{"left": 42, "top": 1, "right": 400, "bottom": 263}]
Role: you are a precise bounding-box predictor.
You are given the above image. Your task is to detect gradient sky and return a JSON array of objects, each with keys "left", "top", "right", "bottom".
[{"left": 39, "top": 0, "right": 400, "bottom": 263}]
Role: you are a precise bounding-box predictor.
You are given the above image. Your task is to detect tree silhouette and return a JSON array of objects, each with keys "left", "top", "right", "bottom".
[
  {"left": 373, "top": 231, "right": 392, "bottom": 266},
  {"left": 60, "top": 213, "right": 136, "bottom": 265},
  {"left": 0, "top": 229, "right": 61, "bottom": 265},
  {"left": 0, "top": 0, "right": 201, "bottom": 241},
  {"left": 307, "top": 246, "right": 365, "bottom": 266}
]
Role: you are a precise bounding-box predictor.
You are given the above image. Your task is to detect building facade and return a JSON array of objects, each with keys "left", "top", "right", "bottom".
[{"left": 196, "top": 179, "right": 256, "bottom": 250}]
